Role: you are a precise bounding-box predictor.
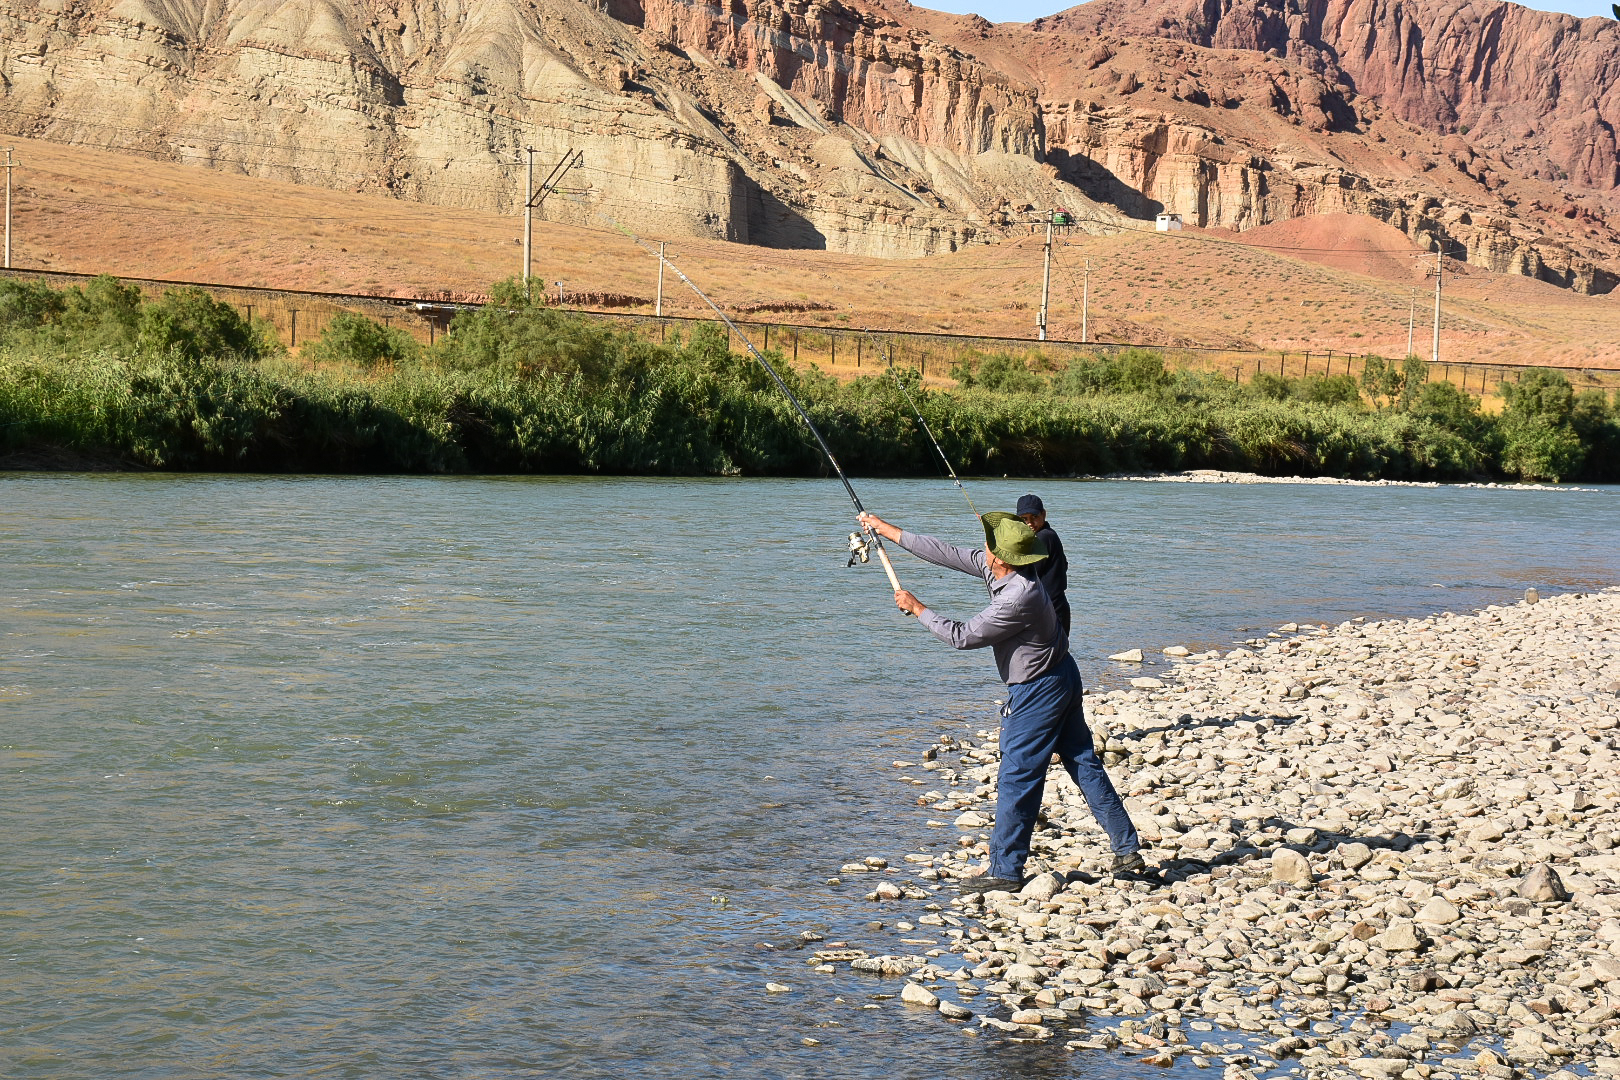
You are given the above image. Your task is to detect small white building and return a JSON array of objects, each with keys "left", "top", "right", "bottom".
[{"left": 1155, "top": 213, "right": 1184, "bottom": 232}]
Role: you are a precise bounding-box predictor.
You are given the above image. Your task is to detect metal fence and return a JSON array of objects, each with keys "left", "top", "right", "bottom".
[
  {"left": 5, "top": 267, "right": 1617, "bottom": 398},
  {"left": 573, "top": 309, "right": 1620, "bottom": 399}
]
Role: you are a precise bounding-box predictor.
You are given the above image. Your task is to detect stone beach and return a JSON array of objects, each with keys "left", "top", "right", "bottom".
[{"left": 826, "top": 588, "right": 1620, "bottom": 1077}]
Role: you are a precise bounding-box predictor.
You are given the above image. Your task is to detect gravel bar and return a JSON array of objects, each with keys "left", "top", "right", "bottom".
[{"left": 837, "top": 588, "right": 1620, "bottom": 1078}]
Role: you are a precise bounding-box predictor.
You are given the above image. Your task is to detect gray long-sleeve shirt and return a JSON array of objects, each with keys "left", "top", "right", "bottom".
[{"left": 897, "top": 529, "right": 1068, "bottom": 685}]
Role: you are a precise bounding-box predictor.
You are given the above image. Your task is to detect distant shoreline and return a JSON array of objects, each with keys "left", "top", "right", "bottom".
[{"left": 1086, "top": 468, "right": 1606, "bottom": 492}]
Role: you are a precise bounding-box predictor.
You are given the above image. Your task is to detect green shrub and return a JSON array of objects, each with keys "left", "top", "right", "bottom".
[
  {"left": 0, "top": 275, "right": 144, "bottom": 357},
  {"left": 431, "top": 277, "right": 649, "bottom": 384},
  {"left": 1498, "top": 369, "right": 1584, "bottom": 481},
  {"left": 138, "top": 286, "right": 266, "bottom": 363},
  {"left": 0, "top": 277, "right": 65, "bottom": 335},
  {"left": 1050, "top": 348, "right": 1172, "bottom": 396},
  {"left": 303, "top": 312, "right": 420, "bottom": 370},
  {"left": 4, "top": 281, "right": 1615, "bottom": 483},
  {"left": 1296, "top": 375, "right": 1364, "bottom": 407},
  {"left": 1359, "top": 355, "right": 1406, "bottom": 410},
  {"left": 1249, "top": 373, "right": 1292, "bottom": 401},
  {"left": 1396, "top": 357, "right": 1428, "bottom": 411},
  {"left": 950, "top": 352, "right": 1045, "bottom": 393}
]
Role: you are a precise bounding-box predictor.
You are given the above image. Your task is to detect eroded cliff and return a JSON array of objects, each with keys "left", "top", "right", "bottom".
[
  {"left": 900, "top": 0, "right": 1620, "bottom": 293},
  {"left": 0, "top": 0, "right": 1120, "bottom": 257},
  {"left": 0, "top": 0, "right": 1616, "bottom": 290}
]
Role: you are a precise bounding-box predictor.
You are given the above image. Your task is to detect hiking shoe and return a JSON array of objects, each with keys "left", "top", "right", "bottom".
[
  {"left": 957, "top": 875, "right": 1024, "bottom": 896},
  {"left": 1110, "top": 851, "right": 1147, "bottom": 876}
]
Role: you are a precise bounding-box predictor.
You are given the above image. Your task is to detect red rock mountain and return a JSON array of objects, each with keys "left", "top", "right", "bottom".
[
  {"left": 0, "top": 0, "right": 1616, "bottom": 291},
  {"left": 1042, "top": 0, "right": 1620, "bottom": 192}
]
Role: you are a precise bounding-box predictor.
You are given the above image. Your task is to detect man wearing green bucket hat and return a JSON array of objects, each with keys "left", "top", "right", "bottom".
[{"left": 858, "top": 509, "right": 1143, "bottom": 893}]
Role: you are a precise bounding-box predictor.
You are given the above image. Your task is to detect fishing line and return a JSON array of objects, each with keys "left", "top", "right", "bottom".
[
  {"left": 858, "top": 328, "right": 993, "bottom": 599},
  {"left": 860, "top": 328, "right": 980, "bottom": 520},
  {"left": 560, "top": 191, "right": 907, "bottom": 597}
]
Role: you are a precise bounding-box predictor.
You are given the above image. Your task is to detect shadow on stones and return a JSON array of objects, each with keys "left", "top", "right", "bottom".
[
  {"left": 1105, "top": 712, "right": 1302, "bottom": 743},
  {"left": 1108, "top": 823, "right": 1438, "bottom": 889}
]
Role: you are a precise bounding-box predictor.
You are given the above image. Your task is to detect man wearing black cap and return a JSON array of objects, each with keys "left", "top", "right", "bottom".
[
  {"left": 857, "top": 509, "right": 1142, "bottom": 893},
  {"left": 1016, "top": 494, "right": 1069, "bottom": 636}
]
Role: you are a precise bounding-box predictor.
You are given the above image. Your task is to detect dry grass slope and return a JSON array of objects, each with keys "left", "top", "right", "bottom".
[{"left": 9, "top": 138, "right": 1620, "bottom": 369}]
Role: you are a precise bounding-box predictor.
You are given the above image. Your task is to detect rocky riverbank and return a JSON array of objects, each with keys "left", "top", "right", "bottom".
[
  {"left": 1092, "top": 469, "right": 1596, "bottom": 492},
  {"left": 831, "top": 588, "right": 1620, "bottom": 1076}
]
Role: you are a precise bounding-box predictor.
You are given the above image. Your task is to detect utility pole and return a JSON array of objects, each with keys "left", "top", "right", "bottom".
[
  {"left": 1037, "top": 214, "right": 1054, "bottom": 341},
  {"left": 656, "top": 241, "right": 665, "bottom": 317},
  {"left": 515, "top": 148, "right": 580, "bottom": 302},
  {"left": 522, "top": 147, "right": 534, "bottom": 301},
  {"left": 3, "top": 148, "right": 15, "bottom": 269},
  {"left": 1430, "top": 245, "right": 1445, "bottom": 365},
  {"left": 1081, "top": 257, "right": 1091, "bottom": 344},
  {"left": 1406, "top": 288, "right": 1416, "bottom": 359}
]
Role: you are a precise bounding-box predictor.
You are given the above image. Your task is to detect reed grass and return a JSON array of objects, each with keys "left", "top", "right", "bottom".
[{"left": 2, "top": 276, "right": 1615, "bottom": 482}]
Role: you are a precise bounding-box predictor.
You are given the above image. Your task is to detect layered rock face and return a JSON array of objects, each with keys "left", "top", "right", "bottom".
[
  {"left": 0, "top": 0, "right": 1115, "bottom": 257},
  {"left": 1047, "top": 0, "right": 1620, "bottom": 195},
  {"left": 904, "top": 1, "right": 1620, "bottom": 293},
  {"left": 0, "top": 0, "right": 749, "bottom": 240}
]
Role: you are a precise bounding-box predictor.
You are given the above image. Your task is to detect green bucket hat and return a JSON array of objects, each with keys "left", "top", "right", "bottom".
[{"left": 981, "top": 511, "right": 1049, "bottom": 567}]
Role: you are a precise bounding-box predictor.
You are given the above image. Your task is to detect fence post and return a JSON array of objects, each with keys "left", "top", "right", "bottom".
[
  {"left": 290, "top": 310, "right": 298, "bottom": 348},
  {"left": 831, "top": 336, "right": 836, "bottom": 367},
  {"left": 856, "top": 336, "right": 862, "bottom": 368}
]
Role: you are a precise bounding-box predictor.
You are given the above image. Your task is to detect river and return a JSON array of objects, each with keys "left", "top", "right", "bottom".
[{"left": 3, "top": 474, "right": 1616, "bottom": 1079}]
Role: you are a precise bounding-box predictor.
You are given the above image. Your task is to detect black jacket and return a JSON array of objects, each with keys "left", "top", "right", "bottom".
[{"left": 1029, "top": 524, "right": 1068, "bottom": 613}]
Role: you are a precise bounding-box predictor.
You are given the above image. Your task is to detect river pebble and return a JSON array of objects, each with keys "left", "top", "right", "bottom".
[{"left": 841, "top": 588, "right": 1620, "bottom": 1077}]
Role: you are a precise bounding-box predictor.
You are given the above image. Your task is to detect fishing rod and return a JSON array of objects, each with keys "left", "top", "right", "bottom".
[
  {"left": 548, "top": 176, "right": 906, "bottom": 603},
  {"left": 859, "top": 328, "right": 980, "bottom": 520},
  {"left": 634, "top": 242, "right": 907, "bottom": 600}
]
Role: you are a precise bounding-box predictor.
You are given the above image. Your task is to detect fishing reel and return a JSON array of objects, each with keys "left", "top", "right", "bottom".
[{"left": 846, "top": 531, "right": 871, "bottom": 567}]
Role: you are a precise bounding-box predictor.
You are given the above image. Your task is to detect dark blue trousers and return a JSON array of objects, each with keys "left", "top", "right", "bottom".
[{"left": 990, "top": 654, "right": 1140, "bottom": 880}]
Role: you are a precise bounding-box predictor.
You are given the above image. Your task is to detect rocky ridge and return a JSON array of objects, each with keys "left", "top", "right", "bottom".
[
  {"left": 902, "top": 2, "right": 1620, "bottom": 294},
  {"left": 1046, "top": 0, "right": 1620, "bottom": 195},
  {"left": 1, "top": 0, "right": 1617, "bottom": 291},
  {"left": 824, "top": 588, "right": 1620, "bottom": 1074}
]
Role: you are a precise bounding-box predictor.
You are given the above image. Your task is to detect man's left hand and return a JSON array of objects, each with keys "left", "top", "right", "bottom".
[{"left": 893, "top": 589, "right": 926, "bottom": 617}]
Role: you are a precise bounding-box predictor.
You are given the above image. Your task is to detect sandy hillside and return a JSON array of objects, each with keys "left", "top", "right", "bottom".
[{"left": 7, "top": 138, "right": 1620, "bottom": 369}]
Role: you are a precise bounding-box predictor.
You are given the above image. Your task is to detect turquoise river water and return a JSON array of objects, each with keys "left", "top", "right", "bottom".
[{"left": 3, "top": 475, "right": 1617, "bottom": 1079}]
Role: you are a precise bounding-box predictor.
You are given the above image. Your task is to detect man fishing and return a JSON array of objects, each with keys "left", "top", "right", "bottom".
[
  {"left": 857, "top": 510, "right": 1143, "bottom": 893},
  {"left": 1016, "top": 494, "right": 1070, "bottom": 636}
]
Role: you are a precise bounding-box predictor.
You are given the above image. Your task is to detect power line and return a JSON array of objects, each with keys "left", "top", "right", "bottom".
[
  {"left": 1043, "top": 210, "right": 1443, "bottom": 258},
  {"left": 6, "top": 109, "right": 1457, "bottom": 268}
]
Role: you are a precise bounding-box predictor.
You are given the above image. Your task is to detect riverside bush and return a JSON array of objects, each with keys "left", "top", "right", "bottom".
[
  {"left": 2, "top": 276, "right": 1616, "bottom": 481},
  {"left": 303, "top": 312, "right": 420, "bottom": 370}
]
